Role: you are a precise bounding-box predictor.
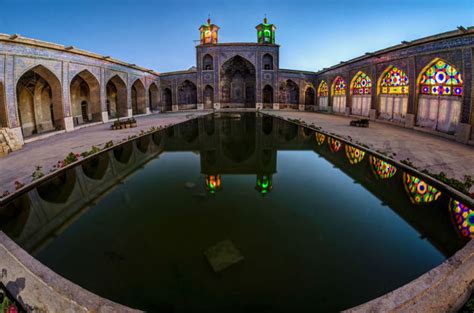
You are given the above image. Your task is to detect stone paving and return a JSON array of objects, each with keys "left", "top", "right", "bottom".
[
  {"left": 264, "top": 110, "right": 474, "bottom": 194},
  {"left": 0, "top": 112, "right": 206, "bottom": 194}
]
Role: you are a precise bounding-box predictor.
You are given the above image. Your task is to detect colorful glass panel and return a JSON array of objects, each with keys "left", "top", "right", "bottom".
[
  {"left": 332, "top": 77, "right": 346, "bottom": 96},
  {"left": 450, "top": 199, "right": 474, "bottom": 238},
  {"left": 369, "top": 156, "right": 397, "bottom": 179},
  {"left": 345, "top": 145, "right": 366, "bottom": 164},
  {"left": 315, "top": 133, "right": 325, "bottom": 146},
  {"left": 328, "top": 137, "right": 342, "bottom": 153},
  {"left": 351, "top": 72, "right": 372, "bottom": 95},
  {"left": 380, "top": 66, "right": 409, "bottom": 95},
  {"left": 403, "top": 173, "right": 441, "bottom": 204},
  {"left": 420, "top": 60, "right": 463, "bottom": 96},
  {"left": 318, "top": 81, "right": 328, "bottom": 97}
]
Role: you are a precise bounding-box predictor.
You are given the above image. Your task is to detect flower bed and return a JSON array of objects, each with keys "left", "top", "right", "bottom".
[{"left": 110, "top": 118, "right": 137, "bottom": 130}]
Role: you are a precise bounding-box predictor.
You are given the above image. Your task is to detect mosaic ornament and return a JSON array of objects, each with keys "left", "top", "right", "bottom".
[
  {"left": 380, "top": 66, "right": 409, "bottom": 95},
  {"left": 332, "top": 76, "right": 346, "bottom": 96},
  {"left": 328, "top": 137, "right": 342, "bottom": 153},
  {"left": 450, "top": 199, "right": 474, "bottom": 238},
  {"left": 318, "top": 80, "right": 329, "bottom": 97},
  {"left": 345, "top": 145, "right": 366, "bottom": 164},
  {"left": 420, "top": 60, "right": 463, "bottom": 96},
  {"left": 403, "top": 173, "right": 441, "bottom": 204},
  {"left": 369, "top": 156, "right": 397, "bottom": 179},
  {"left": 315, "top": 132, "right": 326, "bottom": 145},
  {"left": 352, "top": 72, "right": 372, "bottom": 95}
]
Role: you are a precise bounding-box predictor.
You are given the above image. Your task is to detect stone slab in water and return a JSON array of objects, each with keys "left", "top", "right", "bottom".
[{"left": 204, "top": 240, "right": 244, "bottom": 272}]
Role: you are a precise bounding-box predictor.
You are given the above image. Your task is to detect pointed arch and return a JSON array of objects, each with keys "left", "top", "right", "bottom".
[
  {"left": 279, "top": 79, "right": 299, "bottom": 109},
  {"left": 178, "top": 80, "right": 197, "bottom": 110},
  {"left": 378, "top": 65, "right": 409, "bottom": 122},
  {"left": 131, "top": 79, "right": 146, "bottom": 115},
  {"left": 350, "top": 71, "right": 372, "bottom": 116},
  {"left": 220, "top": 55, "right": 256, "bottom": 108},
  {"left": 262, "top": 53, "right": 274, "bottom": 70},
  {"left": 106, "top": 75, "right": 128, "bottom": 118},
  {"left": 263, "top": 84, "right": 273, "bottom": 109},
  {"left": 304, "top": 86, "right": 315, "bottom": 110},
  {"left": 203, "top": 54, "right": 213, "bottom": 70},
  {"left": 162, "top": 88, "right": 172, "bottom": 111},
  {"left": 16, "top": 65, "right": 64, "bottom": 137},
  {"left": 70, "top": 70, "right": 101, "bottom": 125},
  {"left": 416, "top": 58, "right": 463, "bottom": 133},
  {"left": 331, "top": 76, "right": 346, "bottom": 113},
  {"left": 148, "top": 82, "right": 159, "bottom": 112},
  {"left": 317, "top": 80, "right": 329, "bottom": 111},
  {"left": 203, "top": 85, "right": 214, "bottom": 109}
]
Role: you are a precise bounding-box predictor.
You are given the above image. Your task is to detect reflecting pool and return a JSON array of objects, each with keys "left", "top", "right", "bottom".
[{"left": 0, "top": 112, "right": 470, "bottom": 312}]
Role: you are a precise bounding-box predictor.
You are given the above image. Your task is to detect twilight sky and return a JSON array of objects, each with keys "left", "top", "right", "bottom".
[{"left": 1, "top": 0, "right": 473, "bottom": 73}]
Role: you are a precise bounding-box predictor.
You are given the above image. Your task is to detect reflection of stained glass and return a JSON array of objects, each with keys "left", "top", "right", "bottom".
[
  {"left": 205, "top": 175, "right": 222, "bottom": 193},
  {"left": 420, "top": 60, "right": 463, "bottom": 96},
  {"left": 318, "top": 81, "right": 328, "bottom": 97},
  {"left": 332, "top": 77, "right": 346, "bottom": 96},
  {"left": 256, "top": 174, "right": 273, "bottom": 194},
  {"left": 352, "top": 72, "right": 372, "bottom": 95},
  {"left": 450, "top": 199, "right": 474, "bottom": 238},
  {"left": 328, "top": 137, "right": 342, "bottom": 153},
  {"left": 345, "top": 145, "right": 365, "bottom": 164},
  {"left": 381, "top": 66, "right": 409, "bottom": 95},
  {"left": 370, "top": 156, "right": 397, "bottom": 179},
  {"left": 315, "top": 132, "right": 325, "bottom": 145},
  {"left": 403, "top": 173, "right": 441, "bottom": 204}
]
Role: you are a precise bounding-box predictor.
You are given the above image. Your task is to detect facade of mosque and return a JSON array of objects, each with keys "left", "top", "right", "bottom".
[{"left": 0, "top": 19, "right": 473, "bottom": 150}]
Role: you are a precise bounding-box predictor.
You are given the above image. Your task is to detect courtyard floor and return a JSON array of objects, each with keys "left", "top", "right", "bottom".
[{"left": 0, "top": 110, "right": 473, "bottom": 195}]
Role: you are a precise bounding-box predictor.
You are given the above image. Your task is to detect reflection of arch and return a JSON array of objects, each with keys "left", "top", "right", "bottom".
[
  {"left": 70, "top": 70, "right": 101, "bottom": 125},
  {"left": 37, "top": 169, "right": 76, "bottom": 203},
  {"left": 136, "top": 135, "right": 151, "bottom": 153},
  {"left": 350, "top": 71, "right": 372, "bottom": 117},
  {"left": 16, "top": 65, "right": 65, "bottom": 137},
  {"left": 148, "top": 83, "right": 159, "bottom": 111},
  {"left": 204, "top": 115, "right": 215, "bottom": 136},
  {"left": 0, "top": 194, "right": 31, "bottom": 239},
  {"left": 317, "top": 80, "right": 329, "bottom": 111},
  {"left": 131, "top": 79, "right": 146, "bottom": 115},
  {"left": 178, "top": 80, "right": 197, "bottom": 109},
  {"left": 377, "top": 65, "right": 409, "bottom": 122},
  {"left": 416, "top": 58, "right": 463, "bottom": 133},
  {"left": 106, "top": 75, "right": 128, "bottom": 118},
  {"left": 0, "top": 81, "right": 7, "bottom": 127},
  {"left": 203, "top": 54, "right": 213, "bottom": 70},
  {"left": 203, "top": 85, "right": 214, "bottom": 110},
  {"left": 152, "top": 132, "right": 162, "bottom": 146},
  {"left": 279, "top": 80, "right": 299, "bottom": 107},
  {"left": 82, "top": 153, "right": 109, "bottom": 180},
  {"left": 162, "top": 88, "right": 172, "bottom": 111},
  {"left": 304, "top": 86, "right": 315, "bottom": 107},
  {"left": 262, "top": 115, "right": 273, "bottom": 135},
  {"left": 262, "top": 53, "right": 273, "bottom": 70},
  {"left": 181, "top": 119, "right": 199, "bottom": 143},
  {"left": 222, "top": 115, "right": 256, "bottom": 162},
  {"left": 279, "top": 122, "right": 298, "bottom": 141},
  {"left": 263, "top": 84, "right": 273, "bottom": 109},
  {"left": 113, "top": 142, "right": 133, "bottom": 164},
  {"left": 220, "top": 55, "right": 256, "bottom": 108},
  {"left": 403, "top": 173, "right": 441, "bottom": 204}
]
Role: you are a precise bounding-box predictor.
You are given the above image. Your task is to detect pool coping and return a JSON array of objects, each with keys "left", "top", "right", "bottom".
[{"left": 0, "top": 110, "right": 473, "bottom": 311}]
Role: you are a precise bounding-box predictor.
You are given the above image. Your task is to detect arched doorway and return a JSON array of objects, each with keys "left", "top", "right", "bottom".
[
  {"left": 70, "top": 70, "right": 101, "bottom": 126},
  {"left": 220, "top": 55, "right": 256, "bottom": 108},
  {"left": 203, "top": 54, "right": 213, "bottom": 70},
  {"left": 350, "top": 71, "right": 372, "bottom": 117},
  {"left": 131, "top": 79, "right": 146, "bottom": 115},
  {"left": 16, "top": 65, "right": 64, "bottom": 137},
  {"left": 304, "top": 86, "right": 315, "bottom": 111},
  {"left": 204, "top": 85, "right": 214, "bottom": 110},
  {"left": 331, "top": 76, "right": 347, "bottom": 113},
  {"left": 178, "top": 80, "right": 197, "bottom": 110},
  {"left": 417, "top": 59, "right": 463, "bottom": 134},
  {"left": 106, "top": 75, "right": 127, "bottom": 118},
  {"left": 263, "top": 85, "right": 273, "bottom": 109},
  {"left": 262, "top": 54, "right": 273, "bottom": 70},
  {"left": 162, "top": 88, "right": 172, "bottom": 112},
  {"left": 317, "top": 81, "right": 328, "bottom": 111},
  {"left": 279, "top": 80, "right": 299, "bottom": 110},
  {"left": 378, "top": 66, "right": 409, "bottom": 122},
  {"left": 149, "top": 83, "right": 159, "bottom": 112},
  {"left": 0, "top": 81, "right": 6, "bottom": 127}
]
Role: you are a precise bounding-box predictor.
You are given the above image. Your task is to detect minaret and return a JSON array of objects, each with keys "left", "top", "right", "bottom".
[
  {"left": 256, "top": 16, "right": 276, "bottom": 44},
  {"left": 199, "top": 17, "right": 220, "bottom": 45}
]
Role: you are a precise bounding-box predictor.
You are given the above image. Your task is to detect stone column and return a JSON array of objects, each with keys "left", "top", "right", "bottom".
[
  {"left": 456, "top": 47, "right": 473, "bottom": 143},
  {"left": 62, "top": 61, "right": 74, "bottom": 132},
  {"left": 4, "top": 55, "right": 23, "bottom": 143},
  {"left": 100, "top": 68, "right": 108, "bottom": 122},
  {"left": 405, "top": 56, "right": 417, "bottom": 128}
]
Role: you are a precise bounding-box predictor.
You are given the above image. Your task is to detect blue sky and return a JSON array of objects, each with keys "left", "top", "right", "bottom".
[{"left": 1, "top": 0, "right": 473, "bottom": 73}]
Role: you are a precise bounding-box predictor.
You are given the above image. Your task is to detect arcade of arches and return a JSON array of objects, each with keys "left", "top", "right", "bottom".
[
  {"left": 70, "top": 70, "right": 101, "bottom": 126},
  {"left": 131, "top": 79, "right": 146, "bottom": 115},
  {"left": 106, "top": 75, "right": 128, "bottom": 119}
]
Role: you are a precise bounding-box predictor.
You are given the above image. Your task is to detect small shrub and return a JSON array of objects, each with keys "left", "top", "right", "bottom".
[{"left": 31, "top": 166, "right": 44, "bottom": 181}]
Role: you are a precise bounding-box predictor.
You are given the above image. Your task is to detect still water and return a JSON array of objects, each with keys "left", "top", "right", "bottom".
[{"left": 0, "top": 113, "right": 469, "bottom": 312}]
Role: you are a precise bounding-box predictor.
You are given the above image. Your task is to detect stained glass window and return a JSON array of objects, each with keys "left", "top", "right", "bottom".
[
  {"left": 205, "top": 175, "right": 222, "bottom": 193},
  {"left": 318, "top": 81, "right": 328, "bottom": 97},
  {"left": 380, "top": 66, "right": 409, "bottom": 95},
  {"left": 403, "top": 173, "right": 441, "bottom": 204},
  {"left": 420, "top": 60, "right": 463, "bottom": 96},
  {"left": 328, "top": 137, "right": 342, "bottom": 153},
  {"left": 370, "top": 156, "right": 397, "bottom": 179},
  {"left": 315, "top": 132, "right": 325, "bottom": 145},
  {"left": 332, "top": 77, "right": 346, "bottom": 96},
  {"left": 351, "top": 72, "right": 372, "bottom": 95},
  {"left": 256, "top": 174, "right": 273, "bottom": 194},
  {"left": 345, "top": 145, "right": 366, "bottom": 164},
  {"left": 450, "top": 199, "right": 474, "bottom": 238}
]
